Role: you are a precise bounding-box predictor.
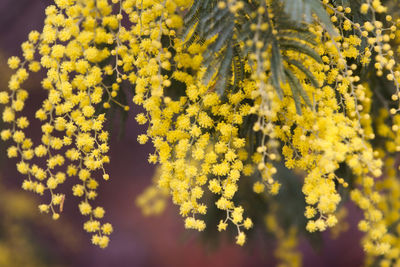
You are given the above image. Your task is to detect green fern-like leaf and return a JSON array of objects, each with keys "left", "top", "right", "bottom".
[{"left": 280, "top": 0, "right": 338, "bottom": 38}]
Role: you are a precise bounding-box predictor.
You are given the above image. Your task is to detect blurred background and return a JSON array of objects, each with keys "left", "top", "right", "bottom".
[{"left": 0, "top": 1, "right": 366, "bottom": 266}]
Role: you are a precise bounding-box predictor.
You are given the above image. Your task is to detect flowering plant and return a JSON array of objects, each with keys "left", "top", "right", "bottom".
[{"left": 2, "top": 0, "right": 400, "bottom": 265}]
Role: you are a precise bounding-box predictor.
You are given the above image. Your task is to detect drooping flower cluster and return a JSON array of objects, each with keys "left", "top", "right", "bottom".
[
  {"left": 0, "top": 0, "right": 122, "bottom": 248},
  {"left": 3, "top": 0, "right": 400, "bottom": 264}
]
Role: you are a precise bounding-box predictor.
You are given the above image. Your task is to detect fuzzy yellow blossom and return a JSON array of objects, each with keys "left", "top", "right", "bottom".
[
  {"left": 3, "top": 0, "right": 400, "bottom": 261},
  {"left": 236, "top": 232, "right": 246, "bottom": 246},
  {"left": 7, "top": 56, "right": 21, "bottom": 69}
]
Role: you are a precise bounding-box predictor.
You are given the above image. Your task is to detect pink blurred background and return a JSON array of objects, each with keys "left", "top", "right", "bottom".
[{"left": 0, "top": 1, "right": 365, "bottom": 266}]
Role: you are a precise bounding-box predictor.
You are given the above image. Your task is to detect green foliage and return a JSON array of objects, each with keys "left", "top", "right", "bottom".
[
  {"left": 282, "top": 0, "right": 337, "bottom": 37},
  {"left": 180, "top": 0, "right": 337, "bottom": 114}
]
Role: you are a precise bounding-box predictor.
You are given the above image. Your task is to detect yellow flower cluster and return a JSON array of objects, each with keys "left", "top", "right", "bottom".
[
  {"left": 4, "top": 0, "right": 400, "bottom": 262},
  {"left": 136, "top": 167, "right": 169, "bottom": 216},
  {"left": 367, "top": 107, "right": 400, "bottom": 265},
  {"left": 0, "top": 0, "right": 126, "bottom": 248},
  {"left": 265, "top": 206, "right": 302, "bottom": 267},
  {"left": 130, "top": 0, "right": 255, "bottom": 241}
]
